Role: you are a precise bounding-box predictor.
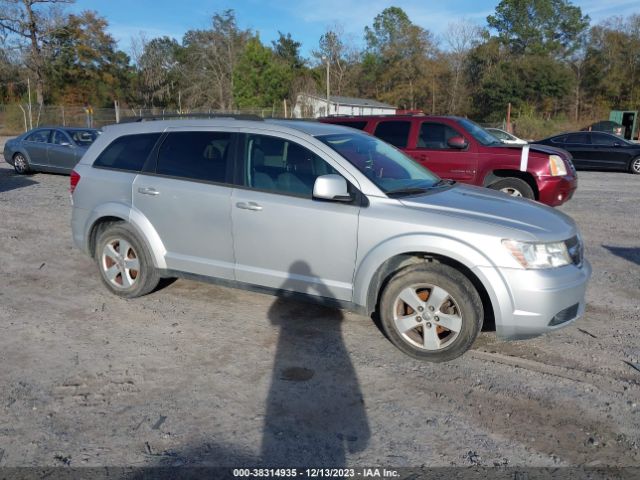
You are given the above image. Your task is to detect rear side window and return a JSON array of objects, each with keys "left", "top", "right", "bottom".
[
  {"left": 566, "top": 133, "right": 590, "bottom": 144},
  {"left": 374, "top": 121, "right": 411, "bottom": 148},
  {"left": 591, "top": 133, "right": 617, "bottom": 146},
  {"left": 551, "top": 135, "right": 567, "bottom": 144},
  {"left": 156, "top": 131, "right": 233, "bottom": 183},
  {"left": 25, "top": 130, "right": 51, "bottom": 143},
  {"left": 94, "top": 133, "right": 161, "bottom": 171},
  {"left": 329, "top": 121, "right": 367, "bottom": 130}
]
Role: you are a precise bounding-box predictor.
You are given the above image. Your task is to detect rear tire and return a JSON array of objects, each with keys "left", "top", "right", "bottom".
[
  {"left": 96, "top": 223, "right": 160, "bottom": 298},
  {"left": 630, "top": 157, "right": 640, "bottom": 175},
  {"left": 379, "top": 263, "right": 483, "bottom": 362},
  {"left": 489, "top": 177, "right": 534, "bottom": 199},
  {"left": 13, "top": 153, "right": 31, "bottom": 174}
]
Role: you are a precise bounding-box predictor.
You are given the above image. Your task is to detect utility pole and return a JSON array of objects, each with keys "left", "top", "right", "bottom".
[
  {"left": 324, "top": 56, "right": 330, "bottom": 116},
  {"left": 27, "top": 77, "right": 33, "bottom": 130}
]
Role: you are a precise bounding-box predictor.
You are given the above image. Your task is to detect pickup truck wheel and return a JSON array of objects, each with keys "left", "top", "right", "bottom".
[
  {"left": 13, "top": 153, "right": 31, "bottom": 174},
  {"left": 96, "top": 223, "right": 160, "bottom": 298},
  {"left": 489, "top": 178, "right": 534, "bottom": 199},
  {"left": 379, "top": 263, "right": 483, "bottom": 362},
  {"left": 630, "top": 157, "right": 640, "bottom": 174}
]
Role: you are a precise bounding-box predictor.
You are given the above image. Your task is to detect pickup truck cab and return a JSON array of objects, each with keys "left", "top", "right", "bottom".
[{"left": 319, "top": 115, "right": 577, "bottom": 207}]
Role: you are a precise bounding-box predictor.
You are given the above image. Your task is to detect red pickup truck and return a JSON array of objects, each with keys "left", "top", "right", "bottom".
[{"left": 319, "top": 115, "right": 577, "bottom": 206}]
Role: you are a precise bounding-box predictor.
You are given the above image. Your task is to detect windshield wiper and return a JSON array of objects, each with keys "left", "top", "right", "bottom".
[
  {"left": 433, "top": 179, "right": 456, "bottom": 187},
  {"left": 385, "top": 187, "right": 430, "bottom": 198}
]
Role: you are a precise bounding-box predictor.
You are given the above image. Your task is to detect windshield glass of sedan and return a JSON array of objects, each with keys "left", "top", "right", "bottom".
[
  {"left": 457, "top": 118, "right": 500, "bottom": 146},
  {"left": 317, "top": 132, "right": 440, "bottom": 194}
]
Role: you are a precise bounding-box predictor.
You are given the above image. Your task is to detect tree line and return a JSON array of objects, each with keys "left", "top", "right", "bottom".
[{"left": 1, "top": 0, "right": 639, "bottom": 133}]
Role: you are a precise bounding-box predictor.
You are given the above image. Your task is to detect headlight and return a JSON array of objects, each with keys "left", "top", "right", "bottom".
[
  {"left": 503, "top": 239, "right": 572, "bottom": 269},
  {"left": 549, "top": 154, "right": 567, "bottom": 176}
]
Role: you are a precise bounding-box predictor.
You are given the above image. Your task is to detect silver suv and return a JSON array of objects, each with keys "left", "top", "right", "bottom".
[{"left": 70, "top": 117, "right": 591, "bottom": 362}]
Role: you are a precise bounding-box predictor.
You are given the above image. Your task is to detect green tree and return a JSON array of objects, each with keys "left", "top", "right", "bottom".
[
  {"left": 363, "top": 7, "right": 436, "bottom": 109},
  {"left": 135, "top": 36, "right": 181, "bottom": 108},
  {"left": 233, "top": 36, "right": 290, "bottom": 108},
  {"left": 272, "top": 31, "right": 304, "bottom": 70},
  {"left": 47, "top": 10, "right": 131, "bottom": 106},
  {"left": 487, "top": 0, "right": 589, "bottom": 58}
]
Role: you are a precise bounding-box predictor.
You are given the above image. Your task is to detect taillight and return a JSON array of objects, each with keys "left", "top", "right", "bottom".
[{"left": 70, "top": 170, "right": 81, "bottom": 194}]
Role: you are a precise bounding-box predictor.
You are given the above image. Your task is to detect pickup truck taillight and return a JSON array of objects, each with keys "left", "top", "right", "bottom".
[{"left": 70, "top": 170, "right": 81, "bottom": 194}]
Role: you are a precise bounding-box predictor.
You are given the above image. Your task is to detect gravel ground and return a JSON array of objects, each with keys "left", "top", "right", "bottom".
[{"left": 0, "top": 137, "right": 639, "bottom": 469}]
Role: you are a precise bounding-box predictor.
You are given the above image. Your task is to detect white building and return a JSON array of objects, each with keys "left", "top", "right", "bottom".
[{"left": 293, "top": 93, "right": 396, "bottom": 118}]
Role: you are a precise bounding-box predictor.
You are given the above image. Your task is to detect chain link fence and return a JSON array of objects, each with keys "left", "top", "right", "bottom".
[{"left": 0, "top": 104, "right": 296, "bottom": 135}]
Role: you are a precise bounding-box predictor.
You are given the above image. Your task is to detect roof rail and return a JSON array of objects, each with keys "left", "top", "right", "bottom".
[{"left": 118, "top": 113, "right": 264, "bottom": 123}]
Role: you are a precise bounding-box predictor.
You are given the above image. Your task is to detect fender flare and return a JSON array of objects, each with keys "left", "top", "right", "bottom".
[
  {"left": 84, "top": 202, "right": 167, "bottom": 269},
  {"left": 352, "top": 233, "right": 511, "bottom": 324}
]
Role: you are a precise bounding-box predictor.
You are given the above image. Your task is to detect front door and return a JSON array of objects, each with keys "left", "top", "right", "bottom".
[
  {"left": 231, "top": 133, "right": 359, "bottom": 302},
  {"left": 590, "top": 133, "right": 630, "bottom": 169},
  {"left": 48, "top": 130, "right": 79, "bottom": 171},
  {"left": 133, "top": 129, "right": 236, "bottom": 279},
  {"left": 405, "top": 121, "right": 477, "bottom": 182}
]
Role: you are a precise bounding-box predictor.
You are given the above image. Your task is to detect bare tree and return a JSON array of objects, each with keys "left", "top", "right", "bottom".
[
  {"left": 0, "top": 0, "right": 73, "bottom": 105},
  {"left": 180, "top": 10, "right": 250, "bottom": 111},
  {"left": 313, "top": 24, "right": 359, "bottom": 96},
  {"left": 442, "top": 19, "right": 482, "bottom": 114}
]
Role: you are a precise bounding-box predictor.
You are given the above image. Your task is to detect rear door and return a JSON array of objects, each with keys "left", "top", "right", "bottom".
[
  {"left": 405, "top": 121, "right": 477, "bottom": 182},
  {"left": 231, "top": 132, "right": 359, "bottom": 301},
  {"left": 23, "top": 129, "right": 52, "bottom": 168},
  {"left": 132, "top": 128, "right": 236, "bottom": 279},
  {"left": 563, "top": 133, "right": 593, "bottom": 169}
]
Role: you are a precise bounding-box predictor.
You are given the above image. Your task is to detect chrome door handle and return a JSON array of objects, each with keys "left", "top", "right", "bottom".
[
  {"left": 138, "top": 187, "right": 160, "bottom": 196},
  {"left": 236, "top": 201, "right": 263, "bottom": 211}
]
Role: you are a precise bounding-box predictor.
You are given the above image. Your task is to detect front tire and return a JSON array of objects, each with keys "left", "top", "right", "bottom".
[
  {"left": 489, "top": 177, "right": 535, "bottom": 199},
  {"left": 96, "top": 223, "right": 160, "bottom": 298},
  {"left": 13, "top": 153, "right": 31, "bottom": 174},
  {"left": 630, "top": 157, "right": 640, "bottom": 175},
  {"left": 379, "top": 263, "right": 483, "bottom": 362}
]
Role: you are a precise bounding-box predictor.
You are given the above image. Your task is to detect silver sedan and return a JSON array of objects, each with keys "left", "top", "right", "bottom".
[{"left": 3, "top": 127, "right": 100, "bottom": 175}]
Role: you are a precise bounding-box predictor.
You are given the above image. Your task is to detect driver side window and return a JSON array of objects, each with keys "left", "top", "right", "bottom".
[
  {"left": 418, "top": 122, "right": 462, "bottom": 150},
  {"left": 244, "top": 134, "right": 339, "bottom": 197}
]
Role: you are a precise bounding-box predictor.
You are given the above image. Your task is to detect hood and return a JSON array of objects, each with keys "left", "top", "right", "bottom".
[
  {"left": 492, "top": 142, "right": 570, "bottom": 158},
  {"left": 399, "top": 184, "right": 577, "bottom": 242}
]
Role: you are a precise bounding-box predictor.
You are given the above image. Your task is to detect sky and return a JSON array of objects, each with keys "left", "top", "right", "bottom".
[{"left": 69, "top": 0, "right": 640, "bottom": 58}]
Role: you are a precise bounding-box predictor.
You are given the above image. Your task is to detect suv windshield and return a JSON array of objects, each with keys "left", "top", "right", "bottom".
[
  {"left": 317, "top": 132, "right": 441, "bottom": 195},
  {"left": 457, "top": 118, "right": 501, "bottom": 146}
]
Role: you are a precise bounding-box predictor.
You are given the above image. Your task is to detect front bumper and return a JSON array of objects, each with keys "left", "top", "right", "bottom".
[
  {"left": 478, "top": 259, "right": 592, "bottom": 340},
  {"left": 537, "top": 174, "right": 577, "bottom": 207}
]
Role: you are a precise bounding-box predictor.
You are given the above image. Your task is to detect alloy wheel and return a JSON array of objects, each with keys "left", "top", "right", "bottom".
[
  {"left": 13, "top": 154, "right": 28, "bottom": 173},
  {"left": 500, "top": 187, "right": 523, "bottom": 197},
  {"left": 392, "top": 283, "right": 463, "bottom": 351},
  {"left": 101, "top": 238, "right": 140, "bottom": 289}
]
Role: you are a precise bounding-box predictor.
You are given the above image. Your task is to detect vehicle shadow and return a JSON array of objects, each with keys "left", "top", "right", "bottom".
[
  {"left": 602, "top": 245, "right": 640, "bottom": 266},
  {"left": 0, "top": 170, "right": 38, "bottom": 194}
]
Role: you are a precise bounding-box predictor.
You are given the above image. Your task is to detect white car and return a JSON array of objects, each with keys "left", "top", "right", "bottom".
[{"left": 486, "top": 128, "right": 528, "bottom": 145}]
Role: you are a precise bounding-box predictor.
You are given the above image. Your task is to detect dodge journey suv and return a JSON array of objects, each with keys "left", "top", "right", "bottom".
[{"left": 70, "top": 117, "right": 591, "bottom": 362}]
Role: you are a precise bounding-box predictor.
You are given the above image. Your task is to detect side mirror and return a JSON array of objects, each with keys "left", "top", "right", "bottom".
[
  {"left": 447, "top": 136, "right": 468, "bottom": 149},
  {"left": 313, "top": 174, "right": 352, "bottom": 202}
]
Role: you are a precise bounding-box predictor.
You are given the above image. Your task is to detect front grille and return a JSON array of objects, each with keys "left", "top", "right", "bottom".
[
  {"left": 565, "top": 235, "right": 583, "bottom": 266},
  {"left": 549, "top": 303, "right": 580, "bottom": 326}
]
